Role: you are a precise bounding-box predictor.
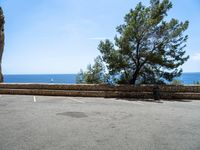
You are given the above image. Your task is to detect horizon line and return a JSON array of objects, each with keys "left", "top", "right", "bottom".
[{"left": 3, "top": 72, "right": 200, "bottom": 75}]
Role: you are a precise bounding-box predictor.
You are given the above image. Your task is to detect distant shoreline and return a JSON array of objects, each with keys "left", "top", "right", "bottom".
[
  {"left": 3, "top": 72, "right": 200, "bottom": 75},
  {"left": 2, "top": 73, "right": 200, "bottom": 84}
]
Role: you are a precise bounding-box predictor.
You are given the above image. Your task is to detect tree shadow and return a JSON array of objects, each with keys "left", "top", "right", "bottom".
[
  {"left": 114, "top": 98, "right": 192, "bottom": 103},
  {"left": 161, "top": 99, "right": 192, "bottom": 103}
]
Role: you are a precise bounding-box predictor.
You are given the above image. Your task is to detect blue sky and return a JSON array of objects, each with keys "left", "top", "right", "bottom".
[{"left": 0, "top": 0, "right": 200, "bottom": 74}]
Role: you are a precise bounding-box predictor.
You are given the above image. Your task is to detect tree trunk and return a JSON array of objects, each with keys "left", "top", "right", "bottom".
[
  {"left": 130, "top": 69, "right": 139, "bottom": 85},
  {"left": 0, "top": 7, "right": 4, "bottom": 82}
]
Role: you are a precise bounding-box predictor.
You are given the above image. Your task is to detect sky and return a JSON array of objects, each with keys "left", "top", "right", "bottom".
[{"left": 0, "top": 0, "right": 200, "bottom": 74}]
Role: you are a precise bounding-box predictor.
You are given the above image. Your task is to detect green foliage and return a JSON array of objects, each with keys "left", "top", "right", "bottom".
[
  {"left": 193, "top": 81, "right": 200, "bottom": 85},
  {"left": 76, "top": 56, "right": 109, "bottom": 84},
  {"left": 98, "top": 0, "right": 189, "bottom": 84},
  {"left": 171, "top": 79, "right": 183, "bottom": 85}
]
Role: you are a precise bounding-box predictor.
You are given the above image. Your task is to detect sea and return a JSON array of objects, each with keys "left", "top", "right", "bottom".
[
  {"left": 3, "top": 73, "right": 200, "bottom": 84},
  {"left": 4, "top": 74, "right": 76, "bottom": 84}
]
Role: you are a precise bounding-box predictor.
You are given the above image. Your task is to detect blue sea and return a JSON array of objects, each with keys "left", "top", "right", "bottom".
[
  {"left": 4, "top": 74, "right": 77, "bottom": 84},
  {"left": 178, "top": 73, "right": 200, "bottom": 84},
  {"left": 3, "top": 73, "right": 200, "bottom": 84}
]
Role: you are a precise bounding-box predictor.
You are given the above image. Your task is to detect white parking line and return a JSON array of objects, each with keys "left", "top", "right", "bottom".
[
  {"left": 111, "top": 99, "right": 145, "bottom": 105},
  {"left": 33, "top": 96, "right": 37, "bottom": 102},
  {"left": 131, "top": 101, "right": 144, "bottom": 105},
  {"left": 67, "top": 97, "right": 85, "bottom": 103}
]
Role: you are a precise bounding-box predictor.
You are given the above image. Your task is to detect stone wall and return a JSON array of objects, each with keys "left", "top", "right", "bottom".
[{"left": 0, "top": 83, "right": 200, "bottom": 100}]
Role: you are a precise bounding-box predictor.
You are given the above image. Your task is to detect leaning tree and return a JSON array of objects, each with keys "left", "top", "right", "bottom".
[
  {"left": 0, "top": 7, "right": 4, "bottom": 82},
  {"left": 98, "top": 0, "right": 189, "bottom": 84}
]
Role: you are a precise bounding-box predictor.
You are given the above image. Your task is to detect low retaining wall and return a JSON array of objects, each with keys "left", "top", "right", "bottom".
[{"left": 0, "top": 83, "right": 200, "bottom": 100}]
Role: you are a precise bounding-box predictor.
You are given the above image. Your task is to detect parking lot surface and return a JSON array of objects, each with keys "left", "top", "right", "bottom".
[{"left": 0, "top": 95, "right": 200, "bottom": 150}]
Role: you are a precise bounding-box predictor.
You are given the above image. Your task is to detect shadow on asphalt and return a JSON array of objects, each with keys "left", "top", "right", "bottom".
[{"left": 114, "top": 98, "right": 192, "bottom": 103}]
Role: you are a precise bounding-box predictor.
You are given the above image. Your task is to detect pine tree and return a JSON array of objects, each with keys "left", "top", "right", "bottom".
[{"left": 98, "top": 0, "right": 189, "bottom": 84}]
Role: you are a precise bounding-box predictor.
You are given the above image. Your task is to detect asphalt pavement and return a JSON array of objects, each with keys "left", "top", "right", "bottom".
[{"left": 0, "top": 95, "right": 200, "bottom": 150}]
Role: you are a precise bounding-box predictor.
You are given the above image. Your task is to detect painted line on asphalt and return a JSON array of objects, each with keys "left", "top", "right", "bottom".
[
  {"left": 131, "top": 101, "right": 144, "bottom": 105},
  {"left": 112, "top": 99, "right": 145, "bottom": 105},
  {"left": 33, "top": 96, "right": 37, "bottom": 102},
  {"left": 67, "top": 97, "right": 85, "bottom": 103}
]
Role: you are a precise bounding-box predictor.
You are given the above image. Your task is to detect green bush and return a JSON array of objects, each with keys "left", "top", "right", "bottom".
[
  {"left": 193, "top": 81, "right": 200, "bottom": 85},
  {"left": 171, "top": 79, "right": 183, "bottom": 85}
]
